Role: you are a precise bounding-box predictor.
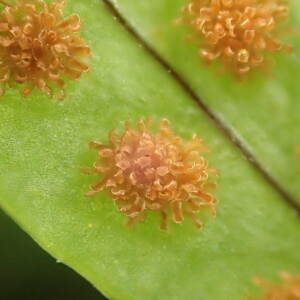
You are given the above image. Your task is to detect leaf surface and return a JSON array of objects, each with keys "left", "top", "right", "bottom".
[{"left": 0, "top": 1, "right": 300, "bottom": 300}]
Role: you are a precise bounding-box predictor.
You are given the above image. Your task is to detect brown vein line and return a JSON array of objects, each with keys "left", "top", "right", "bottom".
[{"left": 102, "top": 0, "right": 300, "bottom": 214}]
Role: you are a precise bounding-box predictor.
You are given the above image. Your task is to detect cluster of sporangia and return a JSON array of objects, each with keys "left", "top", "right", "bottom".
[
  {"left": 83, "top": 119, "right": 218, "bottom": 230},
  {"left": 0, "top": 0, "right": 90, "bottom": 98},
  {"left": 179, "top": 0, "right": 289, "bottom": 75},
  {"left": 249, "top": 273, "right": 300, "bottom": 300}
]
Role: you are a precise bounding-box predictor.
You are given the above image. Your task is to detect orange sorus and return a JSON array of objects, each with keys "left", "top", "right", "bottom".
[
  {"left": 178, "top": 0, "right": 290, "bottom": 75},
  {"left": 0, "top": 0, "right": 91, "bottom": 99},
  {"left": 83, "top": 118, "right": 218, "bottom": 230},
  {"left": 249, "top": 272, "right": 300, "bottom": 300}
]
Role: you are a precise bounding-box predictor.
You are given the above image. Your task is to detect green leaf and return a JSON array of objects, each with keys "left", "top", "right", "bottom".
[{"left": 0, "top": 1, "right": 300, "bottom": 300}]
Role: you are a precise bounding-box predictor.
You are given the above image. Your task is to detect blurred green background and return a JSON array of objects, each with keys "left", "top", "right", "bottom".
[{"left": 0, "top": 209, "right": 106, "bottom": 300}]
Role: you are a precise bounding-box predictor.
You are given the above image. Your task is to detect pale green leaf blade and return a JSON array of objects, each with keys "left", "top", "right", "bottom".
[{"left": 0, "top": 1, "right": 300, "bottom": 300}]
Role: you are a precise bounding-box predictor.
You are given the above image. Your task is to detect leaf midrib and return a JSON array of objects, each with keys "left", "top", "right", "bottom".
[{"left": 102, "top": 0, "right": 300, "bottom": 214}]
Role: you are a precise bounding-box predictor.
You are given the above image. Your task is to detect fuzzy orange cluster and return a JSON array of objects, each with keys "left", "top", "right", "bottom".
[
  {"left": 250, "top": 273, "right": 300, "bottom": 300},
  {"left": 83, "top": 119, "right": 217, "bottom": 230},
  {"left": 0, "top": 0, "right": 90, "bottom": 98},
  {"left": 179, "top": 0, "right": 289, "bottom": 75}
]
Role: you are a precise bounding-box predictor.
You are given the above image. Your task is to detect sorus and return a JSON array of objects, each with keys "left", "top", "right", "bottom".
[
  {"left": 83, "top": 118, "right": 218, "bottom": 230},
  {"left": 0, "top": 0, "right": 91, "bottom": 98},
  {"left": 178, "top": 0, "right": 289, "bottom": 75},
  {"left": 249, "top": 272, "right": 300, "bottom": 300}
]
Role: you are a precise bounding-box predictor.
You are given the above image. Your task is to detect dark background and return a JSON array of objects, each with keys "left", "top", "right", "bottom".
[{"left": 0, "top": 209, "right": 108, "bottom": 300}]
